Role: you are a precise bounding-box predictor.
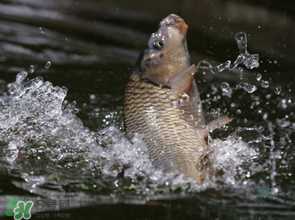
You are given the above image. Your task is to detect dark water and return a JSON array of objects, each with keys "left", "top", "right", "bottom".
[{"left": 1, "top": 0, "right": 295, "bottom": 219}]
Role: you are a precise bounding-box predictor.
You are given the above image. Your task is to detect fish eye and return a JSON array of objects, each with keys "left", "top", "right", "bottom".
[{"left": 153, "top": 40, "right": 164, "bottom": 50}]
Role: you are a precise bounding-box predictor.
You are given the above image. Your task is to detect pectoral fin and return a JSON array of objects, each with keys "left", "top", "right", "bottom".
[{"left": 168, "top": 64, "right": 196, "bottom": 93}]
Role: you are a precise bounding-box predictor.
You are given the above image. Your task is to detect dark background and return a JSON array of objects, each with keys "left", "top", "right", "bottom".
[
  {"left": 1, "top": 1, "right": 295, "bottom": 219},
  {"left": 1, "top": 0, "right": 294, "bottom": 123}
]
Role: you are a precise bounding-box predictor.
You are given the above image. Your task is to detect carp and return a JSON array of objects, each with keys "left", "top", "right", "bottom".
[{"left": 124, "top": 14, "right": 230, "bottom": 183}]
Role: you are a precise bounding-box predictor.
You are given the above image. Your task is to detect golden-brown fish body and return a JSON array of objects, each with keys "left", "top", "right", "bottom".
[
  {"left": 125, "top": 74, "right": 210, "bottom": 183},
  {"left": 124, "top": 14, "right": 230, "bottom": 183}
]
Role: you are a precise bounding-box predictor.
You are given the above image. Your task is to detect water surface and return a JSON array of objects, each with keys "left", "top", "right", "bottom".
[{"left": 1, "top": 1, "right": 295, "bottom": 219}]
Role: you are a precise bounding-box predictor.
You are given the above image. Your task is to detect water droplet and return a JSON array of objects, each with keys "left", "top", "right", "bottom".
[
  {"left": 89, "top": 94, "right": 96, "bottom": 100},
  {"left": 239, "top": 82, "right": 257, "bottom": 93},
  {"left": 244, "top": 53, "right": 259, "bottom": 69},
  {"left": 220, "top": 82, "right": 232, "bottom": 97},
  {"left": 89, "top": 94, "right": 97, "bottom": 104},
  {"left": 16, "top": 71, "right": 28, "bottom": 84},
  {"left": 230, "top": 103, "right": 236, "bottom": 108},
  {"left": 260, "top": 80, "right": 269, "bottom": 88},
  {"left": 271, "top": 187, "right": 279, "bottom": 194},
  {"left": 246, "top": 171, "right": 251, "bottom": 178},
  {"left": 44, "top": 61, "right": 52, "bottom": 70},
  {"left": 262, "top": 113, "right": 268, "bottom": 120},
  {"left": 265, "top": 94, "right": 272, "bottom": 99},
  {"left": 274, "top": 86, "right": 281, "bottom": 95},
  {"left": 256, "top": 73, "right": 262, "bottom": 81},
  {"left": 235, "top": 32, "right": 248, "bottom": 53},
  {"left": 29, "top": 65, "right": 35, "bottom": 74},
  {"left": 280, "top": 99, "right": 288, "bottom": 109},
  {"left": 196, "top": 60, "right": 215, "bottom": 74},
  {"left": 39, "top": 27, "right": 45, "bottom": 34},
  {"left": 215, "top": 60, "right": 231, "bottom": 72}
]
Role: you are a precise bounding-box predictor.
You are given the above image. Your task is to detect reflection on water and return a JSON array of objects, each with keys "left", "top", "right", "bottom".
[{"left": 1, "top": 0, "right": 295, "bottom": 219}]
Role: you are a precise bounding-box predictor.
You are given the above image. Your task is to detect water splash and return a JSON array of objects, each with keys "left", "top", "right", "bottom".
[
  {"left": 0, "top": 72, "right": 198, "bottom": 195},
  {"left": 0, "top": 71, "right": 257, "bottom": 196},
  {"left": 197, "top": 32, "right": 259, "bottom": 74},
  {"left": 266, "top": 122, "right": 280, "bottom": 194},
  {"left": 194, "top": 32, "right": 294, "bottom": 196},
  {"left": 238, "top": 82, "right": 257, "bottom": 94},
  {"left": 211, "top": 137, "right": 257, "bottom": 185},
  {"left": 220, "top": 82, "right": 232, "bottom": 97}
]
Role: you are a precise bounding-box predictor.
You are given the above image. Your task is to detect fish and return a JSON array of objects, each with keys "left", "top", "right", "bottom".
[{"left": 124, "top": 14, "right": 231, "bottom": 183}]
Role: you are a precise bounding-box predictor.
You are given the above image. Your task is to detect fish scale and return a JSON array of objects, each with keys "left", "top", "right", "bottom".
[{"left": 124, "top": 75, "right": 210, "bottom": 182}]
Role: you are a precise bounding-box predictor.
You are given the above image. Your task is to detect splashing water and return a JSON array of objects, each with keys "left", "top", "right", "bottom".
[
  {"left": 0, "top": 67, "right": 258, "bottom": 198},
  {"left": 0, "top": 72, "right": 160, "bottom": 193},
  {"left": 197, "top": 32, "right": 259, "bottom": 75},
  {"left": 198, "top": 33, "right": 295, "bottom": 201},
  {"left": 210, "top": 137, "right": 257, "bottom": 186}
]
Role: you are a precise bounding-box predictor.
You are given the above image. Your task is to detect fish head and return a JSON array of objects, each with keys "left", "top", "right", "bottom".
[{"left": 139, "top": 14, "right": 191, "bottom": 87}]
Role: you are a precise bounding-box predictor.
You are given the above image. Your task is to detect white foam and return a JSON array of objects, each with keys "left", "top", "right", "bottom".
[{"left": 0, "top": 72, "right": 258, "bottom": 194}]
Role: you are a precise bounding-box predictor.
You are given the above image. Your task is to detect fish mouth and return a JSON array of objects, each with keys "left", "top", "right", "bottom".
[
  {"left": 147, "top": 14, "right": 188, "bottom": 51},
  {"left": 160, "top": 14, "right": 188, "bottom": 35},
  {"left": 140, "top": 14, "right": 190, "bottom": 82}
]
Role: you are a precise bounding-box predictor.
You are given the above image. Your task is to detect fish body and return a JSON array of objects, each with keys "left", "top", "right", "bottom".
[
  {"left": 125, "top": 75, "right": 210, "bottom": 182},
  {"left": 124, "top": 14, "right": 230, "bottom": 183}
]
